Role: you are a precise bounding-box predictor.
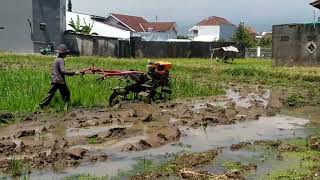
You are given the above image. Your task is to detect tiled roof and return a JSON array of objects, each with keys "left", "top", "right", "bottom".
[
  {"left": 245, "top": 26, "right": 258, "bottom": 35},
  {"left": 140, "top": 22, "right": 176, "bottom": 32},
  {"left": 196, "top": 16, "right": 233, "bottom": 26},
  {"left": 110, "top": 13, "right": 148, "bottom": 32}
]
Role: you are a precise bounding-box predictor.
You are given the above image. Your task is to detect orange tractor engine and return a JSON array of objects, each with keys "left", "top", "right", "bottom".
[{"left": 147, "top": 61, "right": 172, "bottom": 75}]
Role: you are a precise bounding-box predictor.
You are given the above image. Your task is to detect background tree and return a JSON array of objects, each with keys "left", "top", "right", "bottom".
[
  {"left": 258, "top": 34, "right": 272, "bottom": 48},
  {"left": 68, "top": 15, "right": 94, "bottom": 35},
  {"left": 68, "top": 15, "right": 82, "bottom": 33},
  {"left": 232, "top": 22, "right": 257, "bottom": 48}
]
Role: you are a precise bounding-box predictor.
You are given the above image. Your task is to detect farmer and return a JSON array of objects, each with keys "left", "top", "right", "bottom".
[{"left": 39, "top": 44, "right": 79, "bottom": 108}]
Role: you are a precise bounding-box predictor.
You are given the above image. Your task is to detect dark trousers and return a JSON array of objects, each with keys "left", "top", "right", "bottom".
[{"left": 39, "top": 83, "right": 70, "bottom": 108}]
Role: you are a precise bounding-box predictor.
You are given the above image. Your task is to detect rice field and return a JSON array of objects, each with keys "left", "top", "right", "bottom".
[{"left": 1, "top": 54, "right": 320, "bottom": 113}]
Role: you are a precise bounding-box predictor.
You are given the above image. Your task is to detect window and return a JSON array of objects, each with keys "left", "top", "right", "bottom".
[
  {"left": 280, "top": 36, "right": 289, "bottom": 41},
  {"left": 40, "top": 23, "right": 46, "bottom": 31},
  {"left": 193, "top": 30, "right": 198, "bottom": 36},
  {"left": 307, "top": 42, "right": 317, "bottom": 54}
]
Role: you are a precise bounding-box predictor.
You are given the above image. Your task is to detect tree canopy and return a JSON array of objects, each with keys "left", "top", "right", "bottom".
[{"left": 232, "top": 22, "right": 257, "bottom": 48}]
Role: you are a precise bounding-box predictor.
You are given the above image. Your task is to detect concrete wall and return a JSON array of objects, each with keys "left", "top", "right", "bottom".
[
  {"left": 0, "top": 0, "right": 34, "bottom": 53},
  {"left": 32, "top": 0, "right": 66, "bottom": 53},
  {"left": 220, "top": 24, "right": 236, "bottom": 41},
  {"left": 64, "top": 32, "right": 119, "bottom": 57},
  {"left": 66, "top": 12, "right": 131, "bottom": 39},
  {"left": 0, "top": 0, "right": 66, "bottom": 53},
  {"left": 133, "top": 39, "right": 245, "bottom": 58},
  {"left": 273, "top": 23, "right": 320, "bottom": 66}
]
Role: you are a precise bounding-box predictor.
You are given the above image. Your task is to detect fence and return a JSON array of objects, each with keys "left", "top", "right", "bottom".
[
  {"left": 64, "top": 32, "right": 245, "bottom": 59},
  {"left": 64, "top": 32, "right": 120, "bottom": 57},
  {"left": 245, "top": 47, "right": 272, "bottom": 58},
  {"left": 132, "top": 38, "right": 245, "bottom": 58}
]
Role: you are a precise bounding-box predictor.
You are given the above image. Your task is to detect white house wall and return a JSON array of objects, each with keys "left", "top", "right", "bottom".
[
  {"left": 219, "top": 24, "right": 236, "bottom": 41},
  {"left": 192, "top": 26, "right": 220, "bottom": 42},
  {"left": 66, "top": 12, "right": 130, "bottom": 39}
]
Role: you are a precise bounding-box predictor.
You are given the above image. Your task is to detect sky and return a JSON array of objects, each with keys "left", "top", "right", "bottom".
[{"left": 71, "top": 0, "right": 317, "bottom": 34}]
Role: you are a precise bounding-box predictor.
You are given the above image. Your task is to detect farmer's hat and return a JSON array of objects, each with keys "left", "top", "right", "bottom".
[{"left": 56, "top": 44, "right": 70, "bottom": 54}]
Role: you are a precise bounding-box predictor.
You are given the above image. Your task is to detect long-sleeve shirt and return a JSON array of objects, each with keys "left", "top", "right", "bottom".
[{"left": 51, "top": 58, "right": 75, "bottom": 84}]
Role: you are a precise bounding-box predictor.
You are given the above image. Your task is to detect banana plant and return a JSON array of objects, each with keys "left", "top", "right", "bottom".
[{"left": 68, "top": 15, "right": 95, "bottom": 35}]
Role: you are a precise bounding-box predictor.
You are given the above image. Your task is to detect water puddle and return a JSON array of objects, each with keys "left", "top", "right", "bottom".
[
  {"left": 191, "top": 88, "right": 270, "bottom": 110},
  {"left": 30, "top": 113, "right": 312, "bottom": 180},
  {"left": 282, "top": 106, "right": 320, "bottom": 123}
]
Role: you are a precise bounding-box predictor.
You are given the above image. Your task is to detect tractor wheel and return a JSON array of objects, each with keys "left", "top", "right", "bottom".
[{"left": 109, "top": 91, "right": 127, "bottom": 107}]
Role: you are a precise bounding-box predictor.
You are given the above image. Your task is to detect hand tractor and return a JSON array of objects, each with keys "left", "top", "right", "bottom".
[{"left": 81, "top": 61, "right": 172, "bottom": 107}]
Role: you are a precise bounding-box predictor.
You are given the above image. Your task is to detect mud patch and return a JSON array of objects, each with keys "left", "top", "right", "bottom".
[
  {"left": 309, "top": 135, "right": 320, "bottom": 151},
  {"left": 121, "top": 126, "right": 181, "bottom": 151},
  {"left": 132, "top": 150, "right": 219, "bottom": 180}
]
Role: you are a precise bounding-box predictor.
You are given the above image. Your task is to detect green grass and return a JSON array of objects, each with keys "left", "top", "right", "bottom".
[
  {"left": 264, "top": 136, "right": 320, "bottom": 180},
  {"left": 1, "top": 54, "right": 320, "bottom": 113},
  {"left": 221, "top": 160, "right": 243, "bottom": 170},
  {"left": 10, "top": 157, "right": 23, "bottom": 177},
  {"left": 9, "top": 156, "right": 30, "bottom": 178},
  {"left": 87, "top": 137, "right": 100, "bottom": 145}
]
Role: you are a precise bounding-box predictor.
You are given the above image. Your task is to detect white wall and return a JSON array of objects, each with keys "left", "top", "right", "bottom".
[
  {"left": 66, "top": 12, "right": 130, "bottom": 39},
  {"left": 191, "top": 26, "right": 220, "bottom": 42}
]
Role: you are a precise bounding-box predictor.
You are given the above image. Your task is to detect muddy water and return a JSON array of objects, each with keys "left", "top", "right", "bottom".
[
  {"left": 191, "top": 88, "right": 270, "bottom": 110},
  {"left": 30, "top": 113, "right": 312, "bottom": 180}
]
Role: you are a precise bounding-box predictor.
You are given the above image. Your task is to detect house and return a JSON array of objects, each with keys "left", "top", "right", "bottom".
[
  {"left": 245, "top": 26, "right": 258, "bottom": 36},
  {"left": 0, "top": 0, "right": 66, "bottom": 53},
  {"left": 189, "top": 16, "right": 236, "bottom": 42},
  {"left": 104, "top": 13, "right": 178, "bottom": 41},
  {"left": 66, "top": 11, "right": 130, "bottom": 39},
  {"left": 256, "top": 32, "right": 272, "bottom": 40}
]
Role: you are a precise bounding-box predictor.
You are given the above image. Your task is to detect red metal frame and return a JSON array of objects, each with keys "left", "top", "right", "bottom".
[{"left": 81, "top": 67, "right": 144, "bottom": 80}]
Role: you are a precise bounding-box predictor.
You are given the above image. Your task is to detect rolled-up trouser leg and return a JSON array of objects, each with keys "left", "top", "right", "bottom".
[
  {"left": 39, "top": 84, "right": 59, "bottom": 108},
  {"left": 59, "top": 84, "right": 71, "bottom": 103}
]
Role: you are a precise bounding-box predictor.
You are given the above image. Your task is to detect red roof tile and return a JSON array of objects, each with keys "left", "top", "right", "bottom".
[
  {"left": 110, "top": 13, "right": 148, "bottom": 32},
  {"left": 140, "top": 22, "right": 176, "bottom": 32},
  {"left": 245, "top": 26, "right": 258, "bottom": 35},
  {"left": 196, "top": 16, "right": 234, "bottom": 26}
]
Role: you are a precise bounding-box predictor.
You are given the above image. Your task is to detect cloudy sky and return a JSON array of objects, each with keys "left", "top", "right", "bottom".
[{"left": 71, "top": 0, "right": 317, "bottom": 34}]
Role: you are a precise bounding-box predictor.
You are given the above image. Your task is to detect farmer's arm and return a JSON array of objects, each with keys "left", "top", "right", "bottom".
[{"left": 59, "top": 59, "right": 75, "bottom": 76}]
